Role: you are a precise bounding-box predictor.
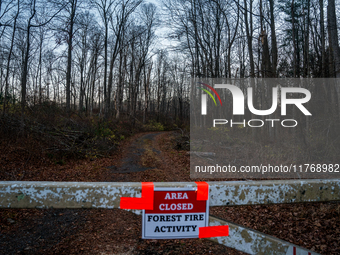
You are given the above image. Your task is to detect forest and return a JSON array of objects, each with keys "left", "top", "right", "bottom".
[
  {"left": 0, "top": 0, "right": 339, "bottom": 122},
  {"left": 1, "top": 0, "right": 340, "bottom": 254}
]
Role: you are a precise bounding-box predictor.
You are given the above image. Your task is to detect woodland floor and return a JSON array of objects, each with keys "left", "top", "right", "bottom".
[{"left": 0, "top": 131, "right": 339, "bottom": 254}]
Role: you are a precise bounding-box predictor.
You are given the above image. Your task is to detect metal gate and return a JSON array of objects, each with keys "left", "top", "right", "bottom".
[{"left": 1, "top": 179, "right": 339, "bottom": 254}]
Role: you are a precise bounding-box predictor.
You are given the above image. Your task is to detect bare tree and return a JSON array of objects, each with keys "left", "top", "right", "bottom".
[
  {"left": 319, "top": 0, "right": 325, "bottom": 77},
  {"left": 243, "top": 0, "right": 255, "bottom": 77},
  {"left": 269, "top": 0, "right": 277, "bottom": 77},
  {"left": 0, "top": 0, "right": 15, "bottom": 39},
  {"left": 327, "top": 0, "right": 340, "bottom": 77},
  {"left": 20, "top": 0, "right": 65, "bottom": 118},
  {"left": 91, "top": 0, "right": 115, "bottom": 116},
  {"left": 64, "top": 0, "right": 78, "bottom": 113},
  {"left": 106, "top": 0, "right": 142, "bottom": 119},
  {"left": 3, "top": 0, "right": 19, "bottom": 115}
]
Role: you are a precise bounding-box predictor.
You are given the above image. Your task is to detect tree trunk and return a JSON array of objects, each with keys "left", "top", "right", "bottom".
[
  {"left": 269, "top": 0, "right": 277, "bottom": 77},
  {"left": 243, "top": 0, "right": 254, "bottom": 77},
  {"left": 291, "top": 0, "right": 297, "bottom": 77},
  {"left": 3, "top": 0, "right": 19, "bottom": 115},
  {"left": 66, "top": 0, "right": 77, "bottom": 113},
  {"left": 327, "top": 0, "right": 340, "bottom": 78},
  {"left": 320, "top": 0, "right": 325, "bottom": 77},
  {"left": 21, "top": 0, "right": 36, "bottom": 120},
  {"left": 303, "top": 0, "right": 310, "bottom": 77}
]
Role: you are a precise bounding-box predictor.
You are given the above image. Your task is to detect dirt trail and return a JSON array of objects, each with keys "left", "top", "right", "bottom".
[
  {"left": 1, "top": 132, "right": 243, "bottom": 254},
  {"left": 107, "top": 133, "right": 162, "bottom": 175},
  {"left": 2, "top": 132, "right": 337, "bottom": 254},
  {"left": 101, "top": 132, "right": 191, "bottom": 183}
]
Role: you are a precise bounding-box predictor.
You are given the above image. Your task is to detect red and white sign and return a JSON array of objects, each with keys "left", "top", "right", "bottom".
[{"left": 142, "top": 187, "right": 209, "bottom": 239}]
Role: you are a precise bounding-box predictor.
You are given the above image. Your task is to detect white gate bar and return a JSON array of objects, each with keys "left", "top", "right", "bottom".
[
  {"left": 208, "top": 179, "right": 340, "bottom": 206},
  {"left": 208, "top": 216, "right": 320, "bottom": 255},
  {"left": 0, "top": 179, "right": 339, "bottom": 208}
]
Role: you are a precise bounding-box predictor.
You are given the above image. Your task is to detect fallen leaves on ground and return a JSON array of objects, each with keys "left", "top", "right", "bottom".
[{"left": 1, "top": 131, "right": 339, "bottom": 254}]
